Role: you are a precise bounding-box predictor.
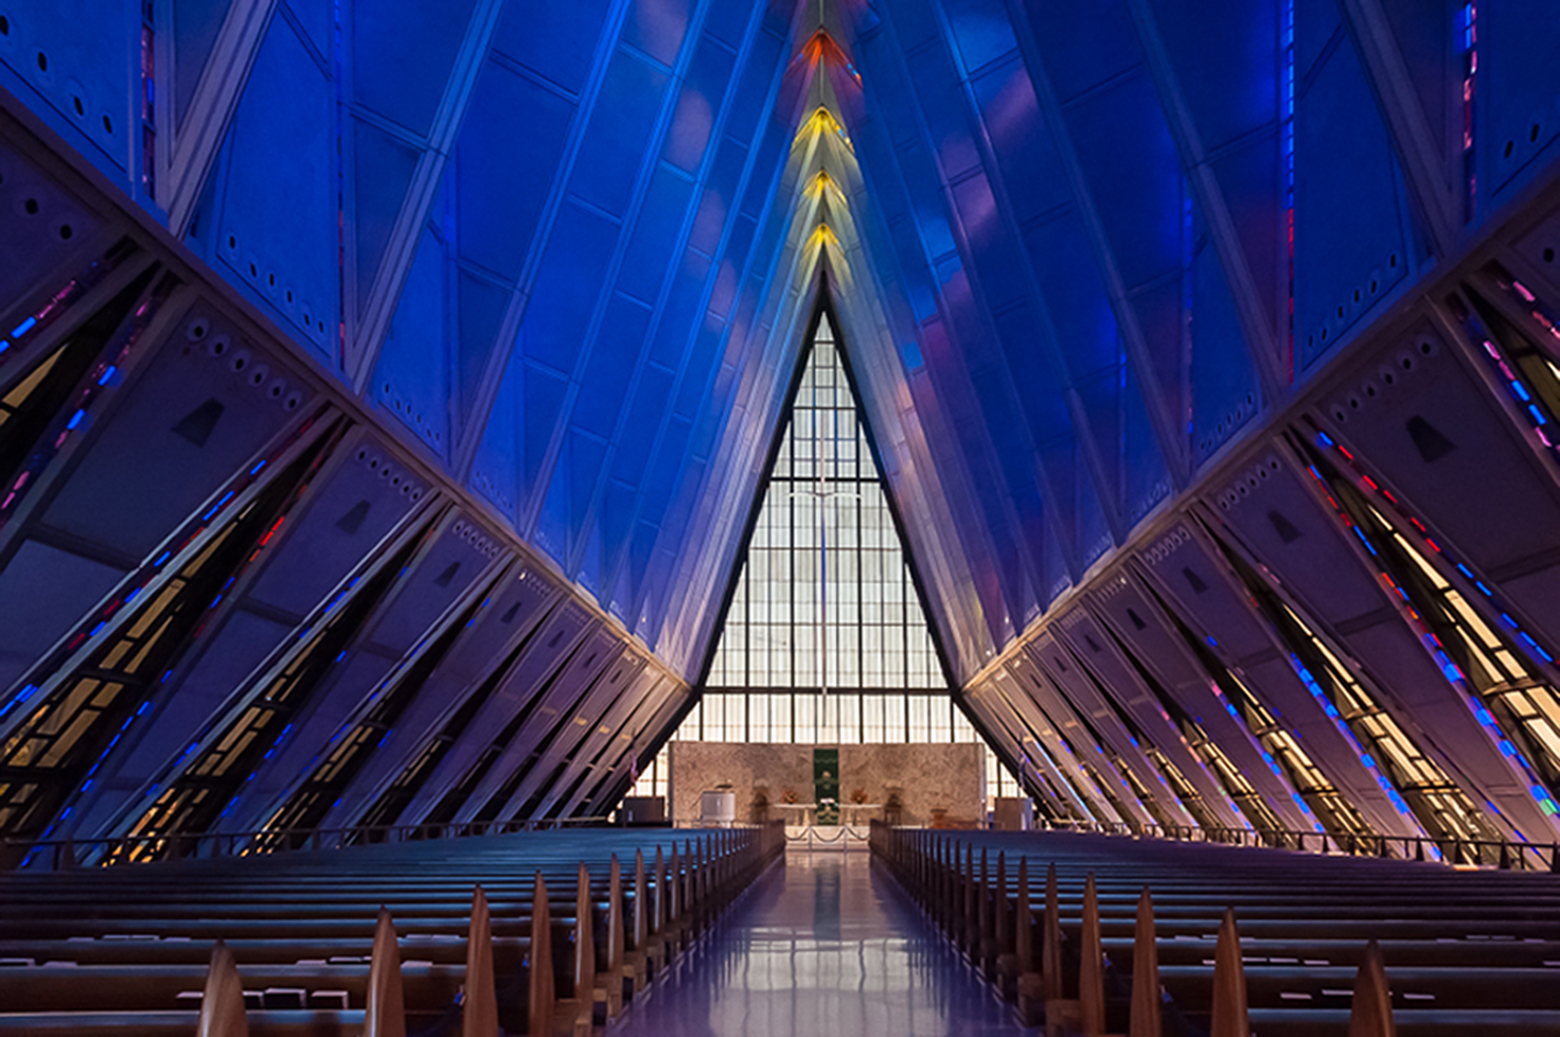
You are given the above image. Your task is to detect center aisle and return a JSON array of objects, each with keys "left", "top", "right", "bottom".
[{"left": 609, "top": 849, "right": 1037, "bottom": 1037}]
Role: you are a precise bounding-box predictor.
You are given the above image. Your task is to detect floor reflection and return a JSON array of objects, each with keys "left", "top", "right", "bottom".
[{"left": 608, "top": 850, "right": 1036, "bottom": 1037}]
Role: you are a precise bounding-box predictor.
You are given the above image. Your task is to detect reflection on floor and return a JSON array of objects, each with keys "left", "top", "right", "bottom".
[{"left": 608, "top": 849, "right": 1036, "bottom": 1037}]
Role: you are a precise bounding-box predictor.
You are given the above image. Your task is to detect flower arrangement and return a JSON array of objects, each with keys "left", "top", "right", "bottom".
[
  {"left": 849, "top": 787, "right": 868, "bottom": 804},
  {"left": 781, "top": 787, "right": 799, "bottom": 804}
]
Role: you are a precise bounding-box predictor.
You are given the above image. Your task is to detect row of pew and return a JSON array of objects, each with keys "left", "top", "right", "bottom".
[
  {"left": 0, "top": 823, "right": 785, "bottom": 1034},
  {"left": 869, "top": 821, "right": 1560, "bottom": 1036}
]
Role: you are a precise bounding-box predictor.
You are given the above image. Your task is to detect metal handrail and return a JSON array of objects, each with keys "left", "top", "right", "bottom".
[
  {"left": 5, "top": 816, "right": 614, "bottom": 871},
  {"left": 1038, "top": 817, "right": 1560, "bottom": 871},
  {"left": 17, "top": 815, "right": 1557, "bottom": 872}
]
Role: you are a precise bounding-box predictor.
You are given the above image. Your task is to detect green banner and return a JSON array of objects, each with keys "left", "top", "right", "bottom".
[{"left": 814, "top": 746, "right": 839, "bottom": 825}]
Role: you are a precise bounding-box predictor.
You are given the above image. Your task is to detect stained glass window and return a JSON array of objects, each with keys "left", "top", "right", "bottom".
[{"left": 631, "top": 314, "right": 1023, "bottom": 810}]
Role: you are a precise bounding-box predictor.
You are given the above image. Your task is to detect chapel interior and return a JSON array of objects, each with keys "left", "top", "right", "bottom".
[{"left": 1, "top": 1, "right": 1559, "bottom": 1034}]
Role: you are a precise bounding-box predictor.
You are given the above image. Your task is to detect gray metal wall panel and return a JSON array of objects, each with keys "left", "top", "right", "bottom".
[
  {"left": 244, "top": 437, "right": 429, "bottom": 617},
  {"left": 1033, "top": 628, "right": 1198, "bottom": 827},
  {"left": 0, "top": 134, "right": 115, "bottom": 313},
  {"left": 60, "top": 432, "right": 432, "bottom": 840},
  {"left": 560, "top": 670, "right": 676, "bottom": 818},
  {"left": 1138, "top": 521, "right": 1429, "bottom": 839},
  {"left": 522, "top": 654, "right": 646, "bottom": 819},
  {"left": 220, "top": 647, "right": 404, "bottom": 832},
  {"left": 1312, "top": 316, "right": 1560, "bottom": 657},
  {"left": 534, "top": 663, "right": 660, "bottom": 819},
  {"left": 506, "top": 647, "right": 649, "bottom": 820},
  {"left": 394, "top": 601, "right": 594, "bottom": 825},
  {"left": 0, "top": 539, "right": 122, "bottom": 693},
  {"left": 452, "top": 626, "right": 619, "bottom": 823},
  {"left": 219, "top": 514, "right": 505, "bottom": 832},
  {"left": 0, "top": 293, "right": 313, "bottom": 695},
  {"left": 1023, "top": 638, "right": 1158, "bottom": 827},
  {"left": 1510, "top": 204, "right": 1560, "bottom": 298},
  {"left": 985, "top": 667, "right": 1102, "bottom": 820},
  {"left": 41, "top": 300, "right": 317, "bottom": 562},
  {"left": 363, "top": 516, "right": 499, "bottom": 654},
  {"left": 1210, "top": 451, "right": 1555, "bottom": 840},
  {"left": 1214, "top": 451, "right": 1387, "bottom": 626},
  {"left": 316, "top": 562, "right": 562, "bottom": 830},
  {"left": 579, "top": 681, "right": 687, "bottom": 814},
  {"left": 65, "top": 607, "right": 292, "bottom": 838},
  {"left": 1138, "top": 520, "right": 1276, "bottom": 660},
  {"left": 1089, "top": 570, "right": 1313, "bottom": 830},
  {"left": 1053, "top": 607, "right": 1243, "bottom": 827},
  {"left": 994, "top": 662, "right": 1112, "bottom": 820}
]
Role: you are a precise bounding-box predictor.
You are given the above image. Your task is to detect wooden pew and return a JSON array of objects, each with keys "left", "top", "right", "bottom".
[
  {"left": 868, "top": 822, "right": 1560, "bottom": 1037},
  {"left": 0, "top": 824, "right": 785, "bottom": 1036}
]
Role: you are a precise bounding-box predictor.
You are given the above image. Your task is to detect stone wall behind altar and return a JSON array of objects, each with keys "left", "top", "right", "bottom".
[{"left": 668, "top": 742, "right": 985, "bottom": 826}]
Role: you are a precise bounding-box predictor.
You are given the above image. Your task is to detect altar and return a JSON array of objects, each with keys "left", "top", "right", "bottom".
[
  {"left": 668, "top": 741, "right": 985, "bottom": 827},
  {"left": 773, "top": 801, "right": 818, "bottom": 826}
]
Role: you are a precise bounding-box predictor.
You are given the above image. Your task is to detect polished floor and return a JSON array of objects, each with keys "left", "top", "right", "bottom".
[{"left": 608, "top": 849, "right": 1036, "bottom": 1037}]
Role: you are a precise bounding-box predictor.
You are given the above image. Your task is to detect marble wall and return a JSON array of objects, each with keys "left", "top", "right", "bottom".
[{"left": 669, "top": 742, "right": 985, "bottom": 826}]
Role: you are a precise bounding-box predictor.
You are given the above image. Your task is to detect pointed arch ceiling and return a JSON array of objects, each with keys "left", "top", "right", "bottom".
[{"left": 13, "top": 0, "right": 1557, "bottom": 698}]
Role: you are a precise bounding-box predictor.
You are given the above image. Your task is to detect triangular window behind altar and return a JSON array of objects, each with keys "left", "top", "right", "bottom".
[{"left": 632, "top": 313, "right": 1022, "bottom": 813}]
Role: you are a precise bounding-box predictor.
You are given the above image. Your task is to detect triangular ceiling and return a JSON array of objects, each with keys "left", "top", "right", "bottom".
[
  {"left": 11, "top": 0, "right": 1560, "bottom": 847},
  {"left": 36, "top": 0, "right": 1476, "bottom": 692}
]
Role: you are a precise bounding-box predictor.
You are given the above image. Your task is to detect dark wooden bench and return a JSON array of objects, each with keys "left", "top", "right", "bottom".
[
  {"left": 0, "top": 823, "right": 785, "bottom": 1036},
  {"left": 871, "top": 822, "right": 1560, "bottom": 1036}
]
